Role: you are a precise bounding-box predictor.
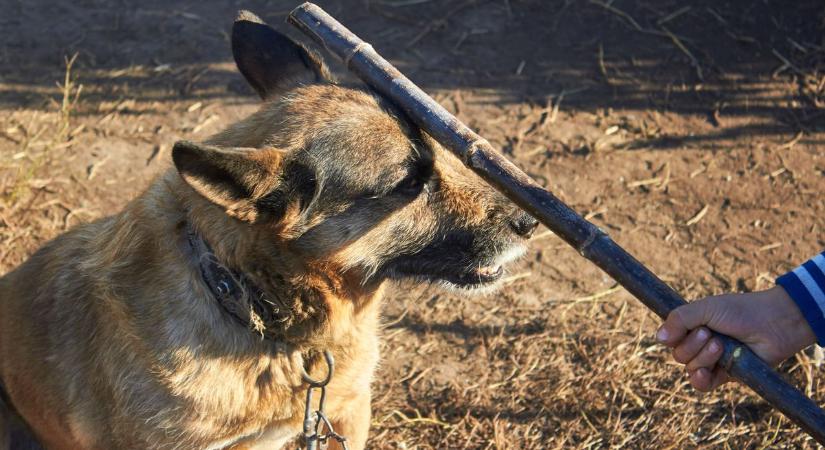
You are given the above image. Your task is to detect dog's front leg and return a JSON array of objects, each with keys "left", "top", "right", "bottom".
[{"left": 329, "top": 393, "right": 370, "bottom": 450}]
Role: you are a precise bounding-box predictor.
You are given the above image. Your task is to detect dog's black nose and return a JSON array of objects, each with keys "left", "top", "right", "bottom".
[{"left": 510, "top": 213, "right": 539, "bottom": 238}]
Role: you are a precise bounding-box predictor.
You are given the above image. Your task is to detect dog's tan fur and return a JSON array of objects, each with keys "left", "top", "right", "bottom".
[{"left": 0, "top": 12, "right": 536, "bottom": 450}]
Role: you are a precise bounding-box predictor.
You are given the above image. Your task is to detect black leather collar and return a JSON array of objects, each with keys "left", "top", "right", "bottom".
[{"left": 186, "top": 224, "right": 288, "bottom": 338}]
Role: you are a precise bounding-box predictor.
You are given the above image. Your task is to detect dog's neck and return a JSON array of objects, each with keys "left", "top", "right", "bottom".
[
  {"left": 186, "top": 225, "right": 290, "bottom": 340},
  {"left": 183, "top": 224, "right": 324, "bottom": 344},
  {"left": 179, "top": 210, "right": 381, "bottom": 348}
]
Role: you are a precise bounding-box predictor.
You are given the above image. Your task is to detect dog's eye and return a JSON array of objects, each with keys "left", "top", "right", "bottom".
[
  {"left": 394, "top": 175, "right": 423, "bottom": 196},
  {"left": 392, "top": 158, "right": 432, "bottom": 197}
]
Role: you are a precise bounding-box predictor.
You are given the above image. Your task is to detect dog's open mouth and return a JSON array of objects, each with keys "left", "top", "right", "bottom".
[
  {"left": 443, "top": 243, "right": 527, "bottom": 289},
  {"left": 385, "top": 244, "right": 526, "bottom": 290},
  {"left": 447, "top": 265, "right": 504, "bottom": 286}
]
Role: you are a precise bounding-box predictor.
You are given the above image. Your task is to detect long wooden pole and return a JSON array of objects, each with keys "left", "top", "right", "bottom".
[{"left": 288, "top": 2, "right": 825, "bottom": 444}]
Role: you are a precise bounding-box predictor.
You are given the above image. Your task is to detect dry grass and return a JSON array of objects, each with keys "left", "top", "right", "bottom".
[
  {"left": 367, "top": 284, "right": 823, "bottom": 449},
  {"left": 1, "top": 1, "right": 824, "bottom": 449},
  {"left": 1, "top": 53, "right": 82, "bottom": 204}
]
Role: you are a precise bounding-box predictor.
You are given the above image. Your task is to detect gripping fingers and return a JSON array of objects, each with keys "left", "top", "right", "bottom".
[
  {"left": 685, "top": 338, "right": 724, "bottom": 373},
  {"left": 689, "top": 366, "right": 730, "bottom": 392},
  {"left": 671, "top": 327, "right": 712, "bottom": 364}
]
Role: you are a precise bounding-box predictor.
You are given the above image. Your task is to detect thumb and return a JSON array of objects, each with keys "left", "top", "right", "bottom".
[{"left": 657, "top": 298, "right": 717, "bottom": 347}]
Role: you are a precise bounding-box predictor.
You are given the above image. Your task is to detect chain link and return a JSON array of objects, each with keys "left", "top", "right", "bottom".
[{"left": 302, "top": 350, "right": 349, "bottom": 450}]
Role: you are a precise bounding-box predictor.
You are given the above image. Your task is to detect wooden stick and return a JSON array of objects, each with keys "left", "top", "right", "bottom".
[{"left": 288, "top": 2, "right": 825, "bottom": 444}]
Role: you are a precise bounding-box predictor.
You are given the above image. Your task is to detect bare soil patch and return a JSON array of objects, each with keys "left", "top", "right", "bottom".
[{"left": 1, "top": 0, "right": 824, "bottom": 448}]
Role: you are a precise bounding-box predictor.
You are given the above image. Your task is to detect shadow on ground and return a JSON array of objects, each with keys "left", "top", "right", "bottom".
[{"left": 1, "top": 0, "right": 823, "bottom": 149}]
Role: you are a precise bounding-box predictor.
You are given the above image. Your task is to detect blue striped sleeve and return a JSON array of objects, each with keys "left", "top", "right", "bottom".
[{"left": 776, "top": 252, "right": 825, "bottom": 346}]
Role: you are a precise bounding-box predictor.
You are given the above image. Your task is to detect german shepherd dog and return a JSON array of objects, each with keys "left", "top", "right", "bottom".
[{"left": 0, "top": 11, "right": 537, "bottom": 450}]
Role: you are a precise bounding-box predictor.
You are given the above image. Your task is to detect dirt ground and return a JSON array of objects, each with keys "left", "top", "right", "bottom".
[{"left": 2, "top": 0, "right": 824, "bottom": 448}]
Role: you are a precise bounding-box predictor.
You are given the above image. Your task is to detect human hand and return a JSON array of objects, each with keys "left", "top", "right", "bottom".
[{"left": 656, "top": 286, "right": 816, "bottom": 391}]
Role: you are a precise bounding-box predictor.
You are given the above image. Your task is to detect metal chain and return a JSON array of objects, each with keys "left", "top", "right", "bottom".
[{"left": 302, "top": 350, "right": 349, "bottom": 450}]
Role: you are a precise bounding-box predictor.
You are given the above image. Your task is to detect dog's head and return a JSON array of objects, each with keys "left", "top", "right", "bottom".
[{"left": 172, "top": 11, "right": 537, "bottom": 293}]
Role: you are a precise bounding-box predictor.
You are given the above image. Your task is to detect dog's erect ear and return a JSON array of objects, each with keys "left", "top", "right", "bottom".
[
  {"left": 232, "top": 10, "right": 329, "bottom": 99},
  {"left": 172, "top": 141, "right": 285, "bottom": 222}
]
